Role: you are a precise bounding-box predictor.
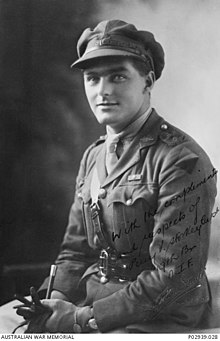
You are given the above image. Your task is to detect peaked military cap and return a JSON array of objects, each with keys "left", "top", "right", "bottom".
[{"left": 71, "top": 19, "right": 165, "bottom": 80}]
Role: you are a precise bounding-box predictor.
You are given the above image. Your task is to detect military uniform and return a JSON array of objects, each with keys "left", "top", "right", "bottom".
[
  {"left": 0, "top": 19, "right": 217, "bottom": 334},
  {"left": 40, "top": 109, "right": 217, "bottom": 332}
]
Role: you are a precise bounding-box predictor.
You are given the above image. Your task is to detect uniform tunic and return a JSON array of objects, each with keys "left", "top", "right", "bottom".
[{"left": 39, "top": 109, "right": 217, "bottom": 332}]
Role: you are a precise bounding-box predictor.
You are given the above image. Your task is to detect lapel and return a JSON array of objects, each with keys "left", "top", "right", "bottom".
[{"left": 98, "top": 109, "right": 163, "bottom": 188}]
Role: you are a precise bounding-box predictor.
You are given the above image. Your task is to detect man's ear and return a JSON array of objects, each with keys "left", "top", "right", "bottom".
[{"left": 145, "top": 71, "right": 155, "bottom": 90}]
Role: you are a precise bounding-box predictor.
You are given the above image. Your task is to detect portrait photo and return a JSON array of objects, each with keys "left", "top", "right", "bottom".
[{"left": 0, "top": 0, "right": 219, "bottom": 336}]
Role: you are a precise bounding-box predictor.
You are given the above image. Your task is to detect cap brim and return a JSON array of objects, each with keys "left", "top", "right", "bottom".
[{"left": 71, "top": 48, "right": 145, "bottom": 69}]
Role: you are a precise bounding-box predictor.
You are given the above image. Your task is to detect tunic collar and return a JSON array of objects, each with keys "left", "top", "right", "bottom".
[{"left": 106, "top": 106, "right": 152, "bottom": 142}]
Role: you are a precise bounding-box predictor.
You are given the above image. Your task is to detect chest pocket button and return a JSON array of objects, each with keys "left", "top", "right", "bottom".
[
  {"left": 77, "top": 192, "right": 83, "bottom": 199},
  {"left": 126, "top": 198, "right": 133, "bottom": 206},
  {"left": 98, "top": 188, "right": 107, "bottom": 199}
]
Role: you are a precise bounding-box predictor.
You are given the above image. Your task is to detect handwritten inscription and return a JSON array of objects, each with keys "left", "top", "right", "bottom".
[
  {"left": 144, "top": 168, "right": 217, "bottom": 220},
  {"left": 112, "top": 218, "right": 141, "bottom": 242},
  {"left": 164, "top": 167, "right": 217, "bottom": 207},
  {"left": 111, "top": 168, "right": 219, "bottom": 278},
  {"left": 141, "top": 203, "right": 217, "bottom": 277}
]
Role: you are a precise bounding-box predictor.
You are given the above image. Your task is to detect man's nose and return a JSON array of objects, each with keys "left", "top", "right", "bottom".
[{"left": 97, "top": 78, "right": 113, "bottom": 96}]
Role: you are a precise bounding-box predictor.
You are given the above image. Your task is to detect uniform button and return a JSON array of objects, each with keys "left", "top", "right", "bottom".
[
  {"left": 119, "top": 278, "right": 127, "bottom": 282},
  {"left": 100, "top": 276, "right": 108, "bottom": 284},
  {"left": 77, "top": 192, "right": 82, "bottom": 199},
  {"left": 160, "top": 123, "right": 168, "bottom": 130},
  {"left": 98, "top": 188, "right": 107, "bottom": 199},
  {"left": 126, "top": 198, "right": 133, "bottom": 206}
]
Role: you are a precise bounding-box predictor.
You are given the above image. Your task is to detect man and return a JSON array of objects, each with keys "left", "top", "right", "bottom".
[{"left": 0, "top": 19, "right": 217, "bottom": 333}]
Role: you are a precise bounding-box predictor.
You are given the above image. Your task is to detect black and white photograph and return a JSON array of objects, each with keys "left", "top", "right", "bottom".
[{"left": 0, "top": 0, "right": 219, "bottom": 336}]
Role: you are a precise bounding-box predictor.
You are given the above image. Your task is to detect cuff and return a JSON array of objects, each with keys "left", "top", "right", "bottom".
[
  {"left": 93, "top": 291, "right": 149, "bottom": 332},
  {"left": 75, "top": 306, "right": 93, "bottom": 332}
]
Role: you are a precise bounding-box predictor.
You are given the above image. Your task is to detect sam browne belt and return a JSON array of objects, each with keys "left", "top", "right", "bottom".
[
  {"left": 90, "top": 201, "right": 154, "bottom": 283},
  {"left": 98, "top": 248, "right": 154, "bottom": 283}
]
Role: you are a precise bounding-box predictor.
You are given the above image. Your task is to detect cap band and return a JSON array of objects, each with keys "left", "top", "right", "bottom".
[
  {"left": 83, "top": 34, "right": 154, "bottom": 71},
  {"left": 95, "top": 35, "right": 145, "bottom": 55}
]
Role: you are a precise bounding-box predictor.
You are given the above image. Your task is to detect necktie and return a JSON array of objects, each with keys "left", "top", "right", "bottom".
[{"left": 106, "top": 135, "right": 120, "bottom": 174}]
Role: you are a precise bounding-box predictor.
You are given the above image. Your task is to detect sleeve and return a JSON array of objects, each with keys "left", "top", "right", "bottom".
[
  {"left": 39, "top": 146, "right": 99, "bottom": 302},
  {"left": 93, "top": 143, "right": 218, "bottom": 332}
]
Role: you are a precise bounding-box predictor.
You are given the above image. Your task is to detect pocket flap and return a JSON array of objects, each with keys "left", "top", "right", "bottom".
[{"left": 107, "top": 183, "right": 158, "bottom": 207}]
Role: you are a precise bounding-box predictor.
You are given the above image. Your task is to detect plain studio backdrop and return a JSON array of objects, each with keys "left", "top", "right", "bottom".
[{"left": 0, "top": 0, "right": 219, "bottom": 310}]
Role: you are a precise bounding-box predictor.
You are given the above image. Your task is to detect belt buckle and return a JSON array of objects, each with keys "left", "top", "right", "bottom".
[
  {"left": 99, "top": 249, "right": 109, "bottom": 284},
  {"left": 90, "top": 202, "right": 100, "bottom": 219}
]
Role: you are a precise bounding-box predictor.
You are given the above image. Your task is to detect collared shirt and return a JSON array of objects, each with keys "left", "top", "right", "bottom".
[
  {"left": 91, "top": 107, "right": 152, "bottom": 204},
  {"left": 106, "top": 106, "right": 152, "bottom": 155}
]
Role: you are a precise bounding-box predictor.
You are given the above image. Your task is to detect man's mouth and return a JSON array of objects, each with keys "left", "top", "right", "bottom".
[{"left": 97, "top": 102, "right": 118, "bottom": 107}]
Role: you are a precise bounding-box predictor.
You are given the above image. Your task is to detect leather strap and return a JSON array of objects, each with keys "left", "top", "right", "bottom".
[
  {"left": 90, "top": 202, "right": 112, "bottom": 250},
  {"left": 90, "top": 167, "right": 100, "bottom": 204}
]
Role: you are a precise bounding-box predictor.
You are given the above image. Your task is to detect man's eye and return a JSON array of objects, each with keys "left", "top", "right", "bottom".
[
  {"left": 85, "top": 76, "right": 99, "bottom": 84},
  {"left": 113, "top": 74, "right": 127, "bottom": 82}
]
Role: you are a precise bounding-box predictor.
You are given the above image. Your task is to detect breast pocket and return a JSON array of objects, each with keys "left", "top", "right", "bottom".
[
  {"left": 104, "top": 183, "right": 158, "bottom": 253},
  {"left": 107, "top": 182, "right": 158, "bottom": 208}
]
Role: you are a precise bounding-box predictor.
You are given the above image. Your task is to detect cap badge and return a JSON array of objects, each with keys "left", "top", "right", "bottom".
[{"left": 98, "top": 36, "right": 142, "bottom": 55}]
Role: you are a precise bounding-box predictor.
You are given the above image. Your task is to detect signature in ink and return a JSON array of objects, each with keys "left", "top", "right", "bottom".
[{"left": 112, "top": 218, "right": 141, "bottom": 242}]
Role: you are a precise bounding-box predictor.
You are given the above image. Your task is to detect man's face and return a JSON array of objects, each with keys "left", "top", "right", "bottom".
[{"left": 83, "top": 59, "right": 150, "bottom": 133}]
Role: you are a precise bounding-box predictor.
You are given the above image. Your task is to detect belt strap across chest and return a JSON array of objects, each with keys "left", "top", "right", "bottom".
[{"left": 90, "top": 201, "right": 109, "bottom": 250}]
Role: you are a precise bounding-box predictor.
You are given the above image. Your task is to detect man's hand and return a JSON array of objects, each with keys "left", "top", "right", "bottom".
[
  {"left": 50, "top": 290, "right": 69, "bottom": 301},
  {"left": 41, "top": 299, "right": 92, "bottom": 333},
  {"left": 41, "top": 299, "right": 77, "bottom": 333}
]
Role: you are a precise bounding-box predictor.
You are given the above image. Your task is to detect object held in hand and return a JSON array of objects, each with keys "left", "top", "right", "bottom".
[
  {"left": 46, "top": 264, "right": 57, "bottom": 299},
  {"left": 12, "top": 264, "right": 57, "bottom": 333},
  {"left": 14, "top": 286, "right": 49, "bottom": 320}
]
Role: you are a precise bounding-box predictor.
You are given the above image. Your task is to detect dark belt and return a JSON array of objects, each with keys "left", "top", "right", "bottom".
[
  {"left": 98, "top": 248, "right": 154, "bottom": 283},
  {"left": 91, "top": 202, "right": 154, "bottom": 283}
]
